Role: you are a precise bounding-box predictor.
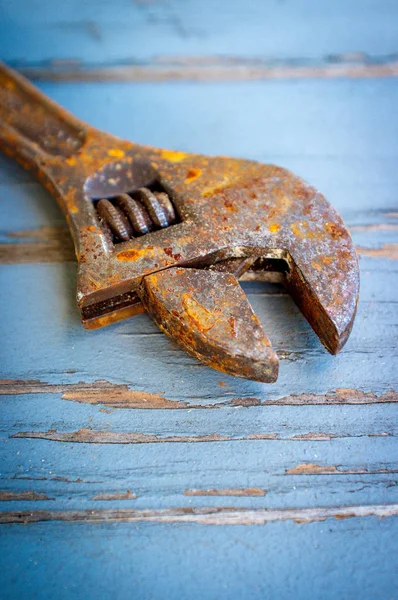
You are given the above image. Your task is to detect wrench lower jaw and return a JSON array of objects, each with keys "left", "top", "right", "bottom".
[{"left": 139, "top": 267, "right": 279, "bottom": 383}]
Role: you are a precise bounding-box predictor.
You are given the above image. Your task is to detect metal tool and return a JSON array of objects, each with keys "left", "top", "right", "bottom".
[{"left": 0, "top": 62, "right": 359, "bottom": 382}]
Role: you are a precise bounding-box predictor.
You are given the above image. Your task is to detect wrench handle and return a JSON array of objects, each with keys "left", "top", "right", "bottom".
[{"left": 0, "top": 62, "right": 87, "bottom": 172}]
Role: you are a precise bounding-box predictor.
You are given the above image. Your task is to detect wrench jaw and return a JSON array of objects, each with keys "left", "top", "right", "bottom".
[
  {"left": 139, "top": 267, "right": 279, "bottom": 383},
  {"left": 284, "top": 252, "right": 359, "bottom": 355}
]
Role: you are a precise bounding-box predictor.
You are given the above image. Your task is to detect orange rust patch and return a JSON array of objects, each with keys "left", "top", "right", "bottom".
[
  {"left": 325, "top": 221, "right": 345, "bottom": 239},
  {"left": 185, "top": 168, "right": 202, "bottom": 183},
  {"left": 182, "top": 293, "right": 217, "bottom": 332},
  {"left": 160, "top": 149, "right": 186, "bottom": 162},
  {"left": 312, "top": 255, "right": 335, "bottom": 271},
  {"left": 201, "top": 179, "right": 231, "bottom": 197},
  {"left": 117, "top": 247, "right": 153, "bottom": 261},
  {"left": 269, "top": 223, "right": 281, "bottom": 233},
  {"left": 108, "top": 149, "right": 125, "bottom": 158},
  {"left": 83, "top": 303, "right": 145, "bottom": 330},
  {"left": 290, "top": 219, "right": 327, "bottom": 239}
]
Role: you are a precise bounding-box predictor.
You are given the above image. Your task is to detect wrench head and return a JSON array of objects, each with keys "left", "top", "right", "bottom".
[{"left": 58, "top": 141, "right": 360, "bottom": 381}]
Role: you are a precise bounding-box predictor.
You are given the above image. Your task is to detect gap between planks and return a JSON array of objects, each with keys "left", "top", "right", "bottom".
[
  {"left": 1, "top": 379, "right": 397, "bottom": 409},
  {"left": 1, "top": 503, "right": 398, "bottom": 525},
  {"left": 14, "top": 54, "right": 398, "bottom": 82},
  {"left": 10, "top": 429, "right": 395, "bottom": 444}
]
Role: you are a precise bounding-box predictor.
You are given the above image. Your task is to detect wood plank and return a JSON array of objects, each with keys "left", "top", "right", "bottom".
[
  {"left": 2, "top": 0, "right": 398, "bottom": 65},
  {"left": 1, "top": 519, "right": 397, "bottom": 600},
  {"left": 2, "top": 504, "right": 398, "bottom": 525},
  {"left": 1, "top": 379, "right": 396, "bottom": 407},
  {"left": 1, "top": 399, "right": 397, "bottom": 510}
]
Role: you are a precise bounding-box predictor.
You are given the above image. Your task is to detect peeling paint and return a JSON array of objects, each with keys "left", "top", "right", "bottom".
[
  {"left": 17, "top": 57, "right": 398, "bottom": 83},
  {"left": 1, "top": 380, "right": 397, "bottom": 408},
  {"left": 356, "top": 243, "right": 398, "bottom": 260},
  {"left": 184, "top": 488, "right": 267, "bottom": 497},
  {"left": 1, "top": 504, "right": 397, "bottom": 525},
  {"left": 285, "top": 463, "right": 398, "bottom": 475},
  {"left": 92, "top": 491, "right": 137, "bottom": 501},
  {"left": 0, "top": 491, "right": 52, "bottom": 501},
  {"left": 11, "top": 429, "right": 393, "bottom": 445}
]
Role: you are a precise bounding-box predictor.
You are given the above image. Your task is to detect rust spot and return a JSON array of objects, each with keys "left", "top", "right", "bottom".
[
  {"left": 269, "top": 223, "right": 280, "bottom": 233},
  {"left": 116, "top": 247, "right": 153, "bottom": 261},
  {"left": 182, "top": 293, "right": 217, "bottom": 333},
  {"left": 108, "top": 149, "right": 125, "bottom": 158},
  {"left": 185, "top": 168, "right": 202, "bottom": 183},
  {"left": 224, "top": 199, "right": 238, "bottom": 212},
  {"left": 160, "top": 149, "right": 186, "bottom": 162},
  {"left": 325, "top": 221, "right": 344, "bottom": 239},
  {"left": 201, "top": 183, "right": 230, "bottom": 197}
]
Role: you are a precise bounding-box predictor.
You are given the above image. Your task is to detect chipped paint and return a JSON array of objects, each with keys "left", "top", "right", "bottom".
[
  {"left": 92, "top": 491, "right": 137, "bottom": 501},
  {"left": 1, "top": 504, "right": 398, "bottom": 525},
  {"left": 356, "top": 243, "right": 398, "bottom": 260},
  {"left": 0, "top": 491, "right": 52, "bottom": 501},
  {"left": 11, "top": 429, "right": 392, "bottom": 444},
  {"left": 285, "top": 463, "right": 398, "bottom": 475},
  {"left": 184, "top": 488, "right": 267, "bottom": 497},
  {"left": 0, "top": 380, "right": 397, "bottom": 408}
]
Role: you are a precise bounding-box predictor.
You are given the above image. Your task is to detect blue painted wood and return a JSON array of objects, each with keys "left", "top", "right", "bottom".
[
  {"left": 1, "top": 2, "right": 398, "bottom": 598},
  {"left": 2, "top": 0, "right": 398, "bottom": 65},
  {"left": 2, "top": 519, "right": 398, "bottom": 600}
]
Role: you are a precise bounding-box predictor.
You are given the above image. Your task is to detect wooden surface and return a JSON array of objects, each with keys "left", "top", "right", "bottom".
[{"left": 1, "top": 1, "right": 398, "bottom": 598}]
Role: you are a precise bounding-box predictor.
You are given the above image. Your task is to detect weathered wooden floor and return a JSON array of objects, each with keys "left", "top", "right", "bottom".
[{"left": 0, "top": 1, "right": 397, "bottom": 598}]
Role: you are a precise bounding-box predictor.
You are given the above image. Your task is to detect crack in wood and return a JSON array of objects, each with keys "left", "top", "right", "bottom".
[
  {"left": 0, "top": 227, "right": 75, "bottom": 264},
  {"left": 92, "top": 491, "right": 137, "bottom": 501},
  {"left": 0, "top": 491, "right": 52, "bottom": 501},
  {"left": 14, "top": 56, "right": 398, "bottom": 82},
  {"left": 285, "top": 463, "right": 398, "bottom": 476},
  {"left": 1, "top": 503, "right": 397, "bottom": 525},
  {"left": 356, "top": 243, "right": 398, "bottom": 260},
  {"left": 1, "top": 380, "right": 396, "bottom": 408},
  {"left": 10, "top": 429, "right": 393, "bottom": 445},
  {"left": 184, "top": 488, "right": 267, "bottom": 497}
]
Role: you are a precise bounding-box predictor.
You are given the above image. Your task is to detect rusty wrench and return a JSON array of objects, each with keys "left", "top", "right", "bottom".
[{"left": 0, "top": 62, "right": 359, "bottom": 382}]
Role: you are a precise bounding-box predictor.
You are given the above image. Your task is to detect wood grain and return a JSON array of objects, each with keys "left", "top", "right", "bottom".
[
  {"left": 1, "top": 504, "right": 398, "bottom": 525},
  {"left": 1, "top": 379, "right": 396, "bottom": 407},
  {"left": 1, "top": 4, "right": 398, "bottom": 597},
  {"left": 15, "top": 429, "right": 392, "bottom": 444},
  {"left": 17, "top": 57, "right": 398, "bottom": 82}
]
